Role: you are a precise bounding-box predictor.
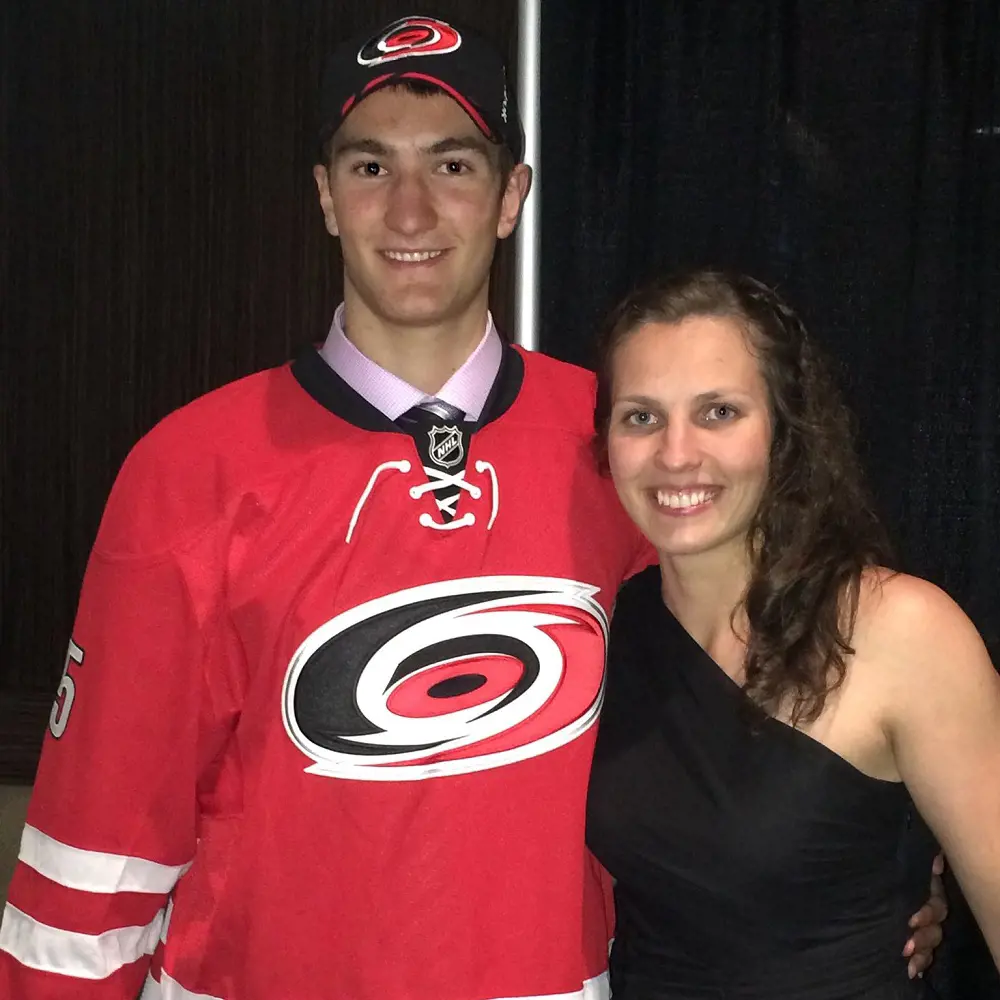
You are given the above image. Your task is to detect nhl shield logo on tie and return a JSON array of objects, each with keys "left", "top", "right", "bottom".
[{"left": 428, "top": 425, "right": 464, "bottom": 468}]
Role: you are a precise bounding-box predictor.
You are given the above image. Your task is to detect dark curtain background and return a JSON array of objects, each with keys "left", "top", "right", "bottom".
[
  {"left": 2, "top": 0, "right": 998, "bottom": 993},
  {"left": 540, "top": 1, "right": 998, "bottom": 997},
  {"left": 0, "top": 0, "right": 517, "bottom": 780}
]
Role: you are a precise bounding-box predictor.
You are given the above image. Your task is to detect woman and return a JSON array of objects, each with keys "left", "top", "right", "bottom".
[{"left": 586, "top": 270, "right": 1000, "bottom": 998}]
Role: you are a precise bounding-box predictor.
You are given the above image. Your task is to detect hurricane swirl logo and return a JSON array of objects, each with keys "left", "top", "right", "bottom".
[
  {"left": 357, "top": 17, "right": 462, "bottom": 68},
  {"left": 282, "top": 577, "right": 608, "bottom": 781}
]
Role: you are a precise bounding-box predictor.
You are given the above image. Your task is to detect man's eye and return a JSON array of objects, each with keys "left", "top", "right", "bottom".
[
  {"left": 354, "top": 161, "right": 384, "bottom": 177},
  {"left": 441, "top": 160, "right": 470, "bottom": 174}
]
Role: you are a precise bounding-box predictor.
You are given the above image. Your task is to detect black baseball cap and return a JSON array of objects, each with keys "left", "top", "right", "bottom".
[{"left": 317, "top": 15, "right": 524, "bottom": 163}]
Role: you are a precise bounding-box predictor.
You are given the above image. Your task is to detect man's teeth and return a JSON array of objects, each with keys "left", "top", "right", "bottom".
[
  {"left": 384, "top": 250, "right": 443, "bottom": 262},
  {"left": 656, "top": 489, "right": 714, "bottom": 509}
]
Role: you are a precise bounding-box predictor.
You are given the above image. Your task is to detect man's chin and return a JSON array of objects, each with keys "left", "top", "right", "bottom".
[
  {"left": 347, "top": 275, "right": 486, "bottom": 330},
  {"left": 373, "top": 291, "right": 471, "bottom": 329},
  {"left": 378, "top": 307, "right": 462, "bottom": 330}
]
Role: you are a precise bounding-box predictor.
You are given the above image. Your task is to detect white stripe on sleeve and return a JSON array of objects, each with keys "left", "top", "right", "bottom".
[
  {"left": 140, "top": 970, "right": 226, "bottom": 1000},
  {"left": 19, "top": 824, "right": 190, "bottom": 894},
  {"left": 138, "top": 972, "right": 162, "bottom": 999},
  {"left": 492, "top": 973, "right": 610, "bottom": 1000},
  {"left": 139, "top": 971, "right": 607, "bottom": 1000},
  {"left": 0, "top": 902, "right": 164, "bottom": 979}
]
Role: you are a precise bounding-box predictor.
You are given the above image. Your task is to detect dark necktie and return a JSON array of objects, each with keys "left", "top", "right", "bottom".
[{"left": 406, "top": 400, "right": 465, "bottom": 422}]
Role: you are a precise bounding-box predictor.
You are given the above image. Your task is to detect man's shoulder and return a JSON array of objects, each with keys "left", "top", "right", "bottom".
[
  {"left": 95, "top": 361, "right": 324, "bottom": 556},
  {"left": 142, "top": 362, "right": 294, "bottom": 450},
  {"left": 512, "top": 348, "right": 597, "bottom": 437},
  {"left": 518, "top": 347, "right": 596, "bottom": 393}
]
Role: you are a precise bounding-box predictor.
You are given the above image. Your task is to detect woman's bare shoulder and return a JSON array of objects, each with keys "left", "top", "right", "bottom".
[{"left": 855, "top": 567, "right": 992, "bottom": 687}]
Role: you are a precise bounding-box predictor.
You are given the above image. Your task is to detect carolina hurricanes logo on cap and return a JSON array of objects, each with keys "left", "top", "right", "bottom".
[{"left": 357, "top": 16, "right": 462, "bottom": 68}]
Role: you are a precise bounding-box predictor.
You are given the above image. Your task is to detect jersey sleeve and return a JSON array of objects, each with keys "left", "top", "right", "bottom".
[
  {"left": 624, "top": 533, "right": 657, "bottom": 582},
  {"left": 0, "top": 443, "right": 245, "bottom": 998}
]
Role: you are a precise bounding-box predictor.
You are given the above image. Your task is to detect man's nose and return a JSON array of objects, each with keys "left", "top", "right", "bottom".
[{"left": 384, "top": 172, "right": 437, "bottom": 235}]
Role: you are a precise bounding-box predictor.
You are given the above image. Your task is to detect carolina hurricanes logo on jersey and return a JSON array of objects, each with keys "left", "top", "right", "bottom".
[
  {"left": 282, "top": 577, "right": 607, "bottom": 781},
  {"left": 357, "top": 17, "right": 462, "bottom": 68}
]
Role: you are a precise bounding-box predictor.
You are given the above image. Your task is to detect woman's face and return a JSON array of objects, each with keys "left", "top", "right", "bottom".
[{"left": 606, "top": 315, "right": 773, "bottom": 565}]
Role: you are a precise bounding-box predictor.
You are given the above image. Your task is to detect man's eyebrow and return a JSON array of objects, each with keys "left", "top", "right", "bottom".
[
  {"left": 331, "top": 138, "right": 392, "bottom": 159},
  {"left": 426, "top": 136, "right": 493, "bottom": 158},
  {"left": 330, "top": 134, "right": 493, "bottom": 161}
]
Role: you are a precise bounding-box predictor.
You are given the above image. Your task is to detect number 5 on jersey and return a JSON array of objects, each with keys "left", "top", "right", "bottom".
[{"left": 49, "top": 638, "right": 85, "bottom": 738}]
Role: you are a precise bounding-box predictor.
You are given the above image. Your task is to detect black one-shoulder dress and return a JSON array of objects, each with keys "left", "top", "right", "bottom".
[{"left": 587, "top": 566, "right": 934, "bottom": 999}]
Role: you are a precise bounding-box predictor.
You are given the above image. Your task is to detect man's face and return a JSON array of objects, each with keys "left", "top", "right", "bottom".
[{"left": 314, "top": 88, "right": 530, "bottom": 332}]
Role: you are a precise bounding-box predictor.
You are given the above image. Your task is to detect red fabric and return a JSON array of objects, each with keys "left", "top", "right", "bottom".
[
  {"left": 5, "top": 865, "right": 164, "bottom": 936},
  {"left": 0, "top": 958, "right": 148, "bottom": 1000},
  {"left": 2, "top": 351, "right": 647, "bottom": 999}
]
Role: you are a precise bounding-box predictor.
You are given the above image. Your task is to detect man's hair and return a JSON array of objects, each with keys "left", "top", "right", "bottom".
[
  {"left": 319, "top": 79, "right": 516, "bottom": 193},
  {"left": 593, "top": 269, "right": 893, "bottom": 724}
]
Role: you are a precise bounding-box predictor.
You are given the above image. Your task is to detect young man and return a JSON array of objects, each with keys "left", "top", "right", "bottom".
[{"left": 0, "top": 15, "right": 943, "bottom": 1000}]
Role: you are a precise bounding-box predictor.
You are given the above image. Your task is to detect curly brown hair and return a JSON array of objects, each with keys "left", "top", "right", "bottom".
[{"left": 593, "top": 270, "right": 893, "bottom": 724}]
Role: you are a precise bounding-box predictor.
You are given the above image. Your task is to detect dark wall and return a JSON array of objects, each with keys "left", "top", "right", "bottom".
[{"left": 0, "top": 0, "right": 518, "bottom": 781}]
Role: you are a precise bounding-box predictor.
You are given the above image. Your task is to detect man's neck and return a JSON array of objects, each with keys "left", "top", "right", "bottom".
[{"left": 341, "top": 294, "right": 490, "bottom": 396}]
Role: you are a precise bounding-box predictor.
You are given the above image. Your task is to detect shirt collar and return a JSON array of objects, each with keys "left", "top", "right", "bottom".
[{"left": 318, "top": 303, "right": 503, "bottom": 421}]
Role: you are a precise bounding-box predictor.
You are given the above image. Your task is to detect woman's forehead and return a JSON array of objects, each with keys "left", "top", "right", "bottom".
[{"left": 612, "top": 316, "right": 762, "bottom": 386}]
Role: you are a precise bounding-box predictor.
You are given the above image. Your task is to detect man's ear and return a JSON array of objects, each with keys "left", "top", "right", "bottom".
[
  {"left": 497, "top": 163, "right": 533, "bottom": 240},
  {"left": 313, "top": 164, "right": 339, "bottom": 237}
]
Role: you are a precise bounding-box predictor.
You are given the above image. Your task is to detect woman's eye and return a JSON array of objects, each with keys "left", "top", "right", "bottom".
[
  {"left": 625, "top": 410, "right": 656, "bottom": 427},
  {"left": 705, "top": 404, "right": 738, "bottom": 422}
]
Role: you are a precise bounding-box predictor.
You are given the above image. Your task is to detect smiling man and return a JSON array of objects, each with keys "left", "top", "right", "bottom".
[
  {"left": 0, "top": 15, "right": 648, "bottom": 1000},
  {"left": 0, "top": 14, "right": 944, "bottom": 1000}
]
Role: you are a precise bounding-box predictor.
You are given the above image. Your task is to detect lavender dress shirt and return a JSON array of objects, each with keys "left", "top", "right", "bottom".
[{"left": 318, "top": 303, "right": 503, "bottom": 422}]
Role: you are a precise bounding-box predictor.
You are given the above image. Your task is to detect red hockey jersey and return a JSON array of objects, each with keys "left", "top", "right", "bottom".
[{"left": 0, "top": 345, "right": 650, "bottom": 1000}]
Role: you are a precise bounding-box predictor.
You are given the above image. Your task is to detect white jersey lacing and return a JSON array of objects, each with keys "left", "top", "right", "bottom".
[{"left": 346, "top": 460, "right": 499, "bottom": 543}]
